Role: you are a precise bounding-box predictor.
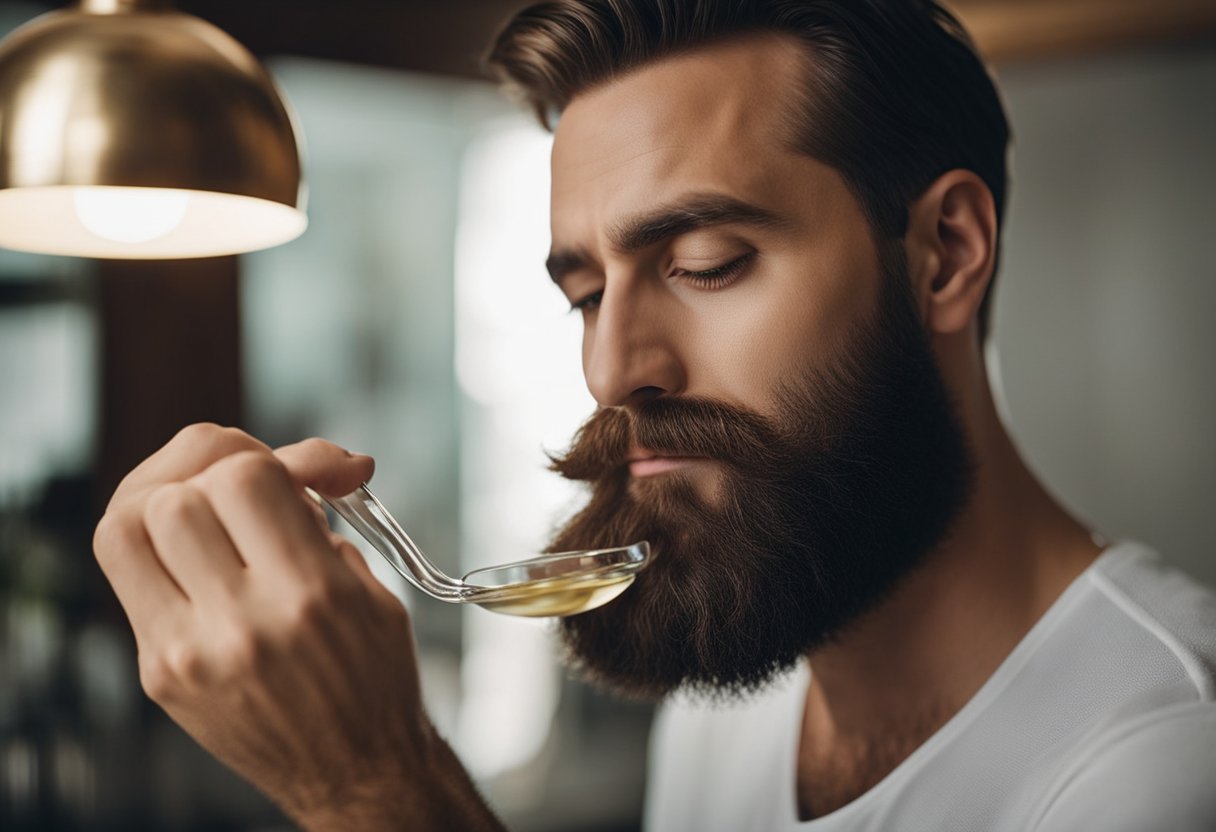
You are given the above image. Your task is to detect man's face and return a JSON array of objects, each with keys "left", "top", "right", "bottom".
[
  {"left": 544, "top": 35, "right": 972, "bottom": 699},
  {"left": 549, "top": 34, "right": 882, "bottom": 435}
]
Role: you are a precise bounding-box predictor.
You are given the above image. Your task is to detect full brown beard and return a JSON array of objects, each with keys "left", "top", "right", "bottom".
[{"left": 545, "top": 252, "right": 974, "bottom": 702}]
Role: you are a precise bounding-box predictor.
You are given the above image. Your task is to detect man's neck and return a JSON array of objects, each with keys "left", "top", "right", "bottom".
[{"left": 797, "top": 374, "right": 1102, "bottom": 818}]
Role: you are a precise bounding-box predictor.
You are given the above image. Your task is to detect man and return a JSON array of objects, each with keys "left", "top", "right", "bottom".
[{"left": 93, "top": 1, "right": 1216, "bottom": 830}]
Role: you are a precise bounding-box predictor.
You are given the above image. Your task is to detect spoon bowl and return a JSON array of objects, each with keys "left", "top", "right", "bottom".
[{"left": 463, "top": 546, "right": 648, "bottom": 617}]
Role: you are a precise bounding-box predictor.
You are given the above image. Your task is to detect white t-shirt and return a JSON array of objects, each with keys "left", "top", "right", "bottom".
[{"left": 644, "top": 541, "right": 1216, "bottom": 831}]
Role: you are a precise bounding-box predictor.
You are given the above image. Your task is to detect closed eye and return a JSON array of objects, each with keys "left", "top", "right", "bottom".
[
  {"left": 569, "top": 289, "right": 603, "bottom": 313},
  {"left": 568, "top": 253, "right": 755, "bottom": 314},
  {"left": 673, "top": 252, "right": 755, "bottom": 289}
]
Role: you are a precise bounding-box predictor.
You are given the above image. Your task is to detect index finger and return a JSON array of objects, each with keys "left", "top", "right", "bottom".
[
  {"left": 273, "top": 438, "right": 375, "bottom": 497},
  {"left": 108, "top": 423, "right": 270, "bottom": 510}
]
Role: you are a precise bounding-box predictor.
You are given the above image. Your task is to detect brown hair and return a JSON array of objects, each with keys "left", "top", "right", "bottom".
[{"left": 486, "top": 0, "right": 1011, "bottom": 340}]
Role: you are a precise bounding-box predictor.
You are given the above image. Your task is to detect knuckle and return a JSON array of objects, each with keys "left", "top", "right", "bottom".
[
  {"left": 173, "top": 421, "right": 225, "bottom": 446},
  {"left": 296, "top": 436, "right": 335, "bottom": 456},
  {"left": 143, "top": 483, "right": 205, "bottom": 530},
  {"left": 164, "top": 642, "right": 208, "bottom": 687},
  {"left": 211, "top": 450, "right": 287, "bottom": 494},
  {"left": 147, "top": 623, "right": 267, "bottom": 695},
  {"left": 138, "top": 652, "right": 175, "bottom": 702},
  {"left": 93, "top": 510, "right": 142, "bottom": 567},
  {"left": 172, "top": 423, "right": 267, "bottom": 462},
  {"left": 92, "top": 512, "right": 118, "bottom": 560}
]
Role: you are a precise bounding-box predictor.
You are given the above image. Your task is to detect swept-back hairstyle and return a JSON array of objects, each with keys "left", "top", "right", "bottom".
[{"left": 486, "top": 0, "right": 1011, "bottom": 339}]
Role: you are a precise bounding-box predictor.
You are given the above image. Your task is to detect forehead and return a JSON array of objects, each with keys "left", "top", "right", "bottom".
[{"left": 550, "top": 33, "right": 824, "bottom": 241}]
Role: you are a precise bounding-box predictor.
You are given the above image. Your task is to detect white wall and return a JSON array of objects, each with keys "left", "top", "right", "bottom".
[{"left": 992, "top": 46, "right": 1216, "bottom": 585}]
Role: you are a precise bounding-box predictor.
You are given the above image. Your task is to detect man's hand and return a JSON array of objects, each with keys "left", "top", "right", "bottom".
[{"left": 93, "top": 423, "right": 502, "bottom": 831}]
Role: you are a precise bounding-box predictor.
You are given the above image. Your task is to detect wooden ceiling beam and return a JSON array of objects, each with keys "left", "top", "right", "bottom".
[
  {"left": 172, "top": 0, "right": 528, "bottom": 80},
  {"left": 949, "top": 0, "right": 1216, "bottom": 64},
  {"left": 37, "top": 1, "right": 1216, "bottom": 76}
]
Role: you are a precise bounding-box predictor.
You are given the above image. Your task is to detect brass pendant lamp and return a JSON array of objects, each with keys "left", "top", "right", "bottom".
[{"left": 0, "top": 0, "right": 306, "bottom": 259}]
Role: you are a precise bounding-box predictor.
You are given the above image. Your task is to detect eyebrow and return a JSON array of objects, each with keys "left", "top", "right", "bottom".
[{"left": 545, "top": 193, "right": 794, "bottom": 285}]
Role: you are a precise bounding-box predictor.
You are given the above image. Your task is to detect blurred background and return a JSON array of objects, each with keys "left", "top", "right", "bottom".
[{"left": 1, "top": 0, "right": 1213, "bottom": 829}]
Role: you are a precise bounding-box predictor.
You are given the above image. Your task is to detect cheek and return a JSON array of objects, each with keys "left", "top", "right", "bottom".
[
  {"left": 684, "top": 257, "right": 871, "bottom": 409},
  {"left": 678, "top": 298, "right": 801, "bottom": 409}
]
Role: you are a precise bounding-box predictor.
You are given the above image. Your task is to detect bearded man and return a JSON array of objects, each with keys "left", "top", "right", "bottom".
[{"left": 93, "top": 1, "right": 1216, "bottom": 830}]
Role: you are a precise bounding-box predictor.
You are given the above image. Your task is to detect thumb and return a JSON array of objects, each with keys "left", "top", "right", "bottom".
[{"left": 273, "top": 438, "right": 375, "bottom": 498}]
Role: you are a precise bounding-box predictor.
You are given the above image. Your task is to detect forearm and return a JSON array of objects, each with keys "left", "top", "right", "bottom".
[{"left": 294, "top": 728, "right": 507, "bottom": 832}]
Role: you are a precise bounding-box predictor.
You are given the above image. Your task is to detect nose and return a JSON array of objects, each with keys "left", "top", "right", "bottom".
[{"left": 583, "top": 281, "right": 686, "bottom": 409}]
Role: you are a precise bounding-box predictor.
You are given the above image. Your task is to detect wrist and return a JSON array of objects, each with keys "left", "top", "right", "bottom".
[{"left": 292, "top": 723, "right": 504, "bottom": 832}]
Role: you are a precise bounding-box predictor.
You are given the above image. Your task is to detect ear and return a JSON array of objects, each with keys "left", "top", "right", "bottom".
[{"left": 904, "top": 170, "right": 998, "bottom": 336}]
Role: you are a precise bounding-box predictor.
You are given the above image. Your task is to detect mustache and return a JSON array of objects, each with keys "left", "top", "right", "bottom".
[{"left": 549, "top": 396, "right": 791, "bottom": 482}]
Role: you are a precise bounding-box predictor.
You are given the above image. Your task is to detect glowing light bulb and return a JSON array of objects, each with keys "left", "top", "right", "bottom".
[{"left": 73, "top": 187, "right": 190, "bottom": 244}]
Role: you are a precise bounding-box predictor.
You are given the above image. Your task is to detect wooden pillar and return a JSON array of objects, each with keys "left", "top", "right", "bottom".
[{"left": 96, "top": 256, "right": 243, "bottom": 505}]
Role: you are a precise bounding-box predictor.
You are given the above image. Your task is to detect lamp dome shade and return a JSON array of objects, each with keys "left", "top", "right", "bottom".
[{"left": 0, "top": 1, "right": 307, "bottom": 258}]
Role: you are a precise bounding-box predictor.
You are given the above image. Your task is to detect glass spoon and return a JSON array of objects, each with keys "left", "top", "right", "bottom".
[{"left": 308, "top": 484, "right": 650, "bottom": 618}]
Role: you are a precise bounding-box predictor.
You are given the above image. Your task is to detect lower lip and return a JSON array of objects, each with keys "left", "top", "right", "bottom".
[{"left": 629, "top": 457, "right": 703, "bottom": 477}]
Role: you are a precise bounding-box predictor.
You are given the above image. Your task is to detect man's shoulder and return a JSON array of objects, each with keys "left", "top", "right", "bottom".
[
  {"left": 1022, "top": 544, "right": 1216, "bottom": 830},
  {"left": 1030, "top": 700, "right": 1216, "bottom": 831},
  {"left": 1085, "top": 541, "right": 1216, "bottom": 698}
]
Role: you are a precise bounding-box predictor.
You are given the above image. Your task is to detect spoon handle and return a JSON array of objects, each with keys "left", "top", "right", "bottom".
[{"left": 311, "top": 484, "right": 470, "bottom": 603}]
